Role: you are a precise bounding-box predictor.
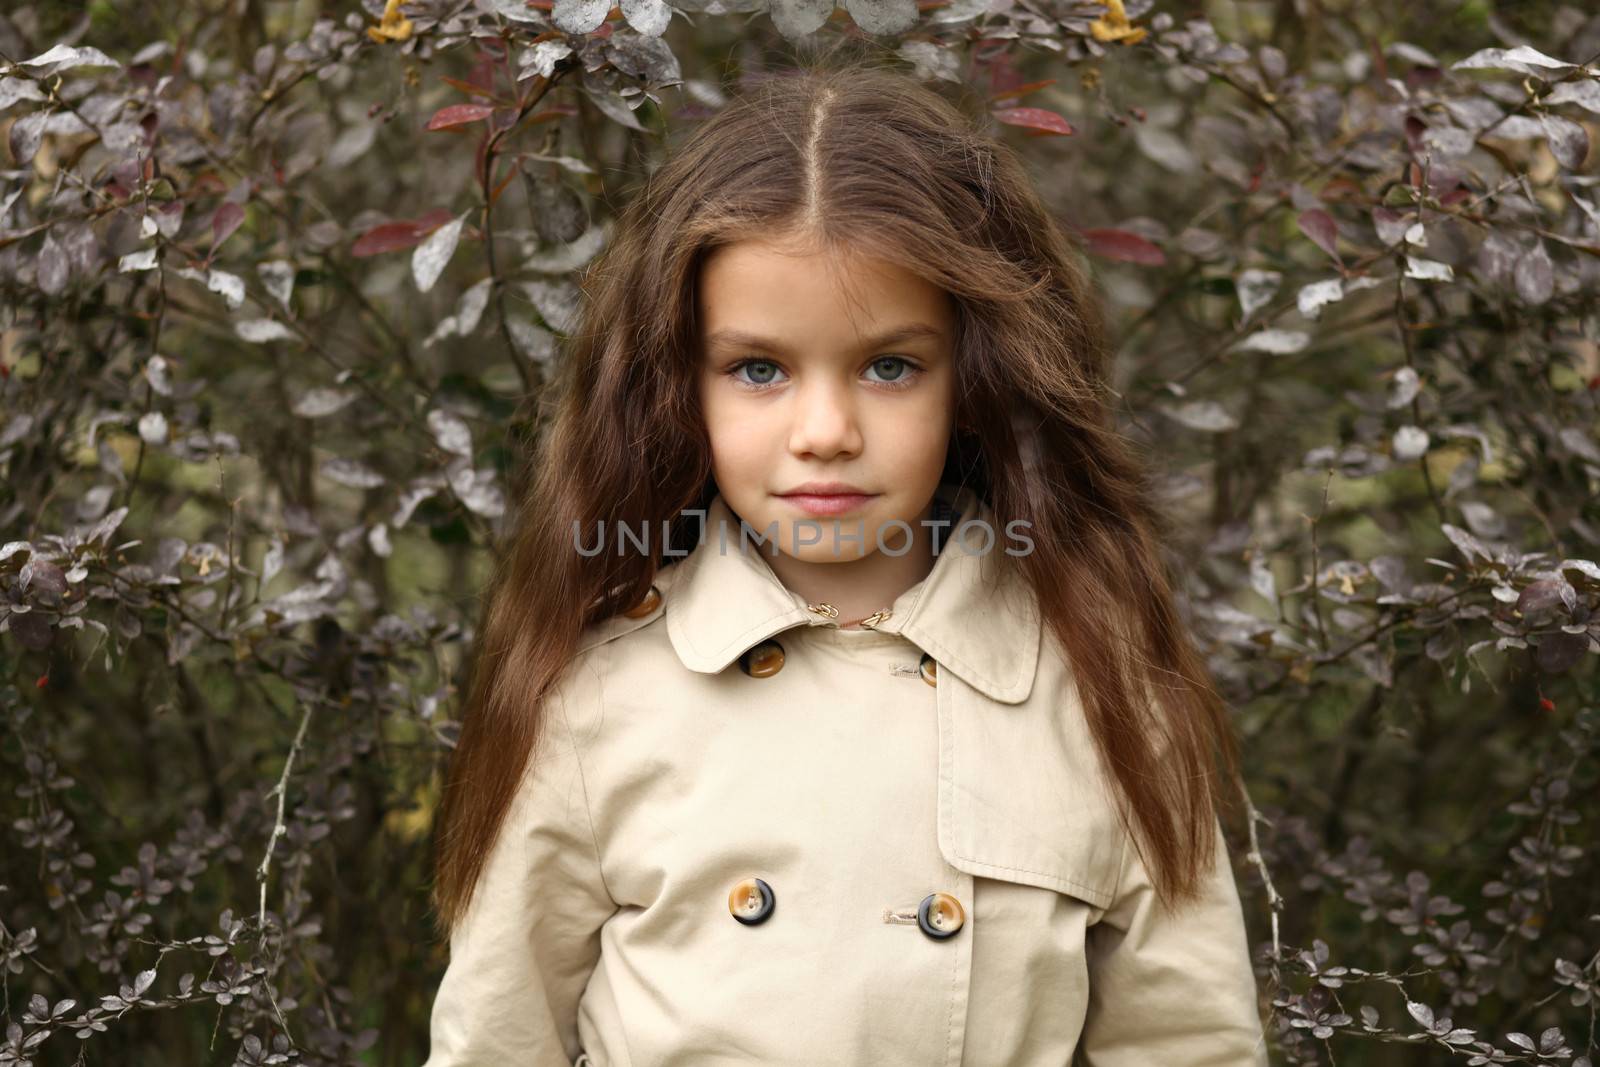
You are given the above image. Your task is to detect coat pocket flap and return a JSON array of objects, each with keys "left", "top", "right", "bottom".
[{"left": 935, "top": 665, "right": 1124, "bottom": 911}]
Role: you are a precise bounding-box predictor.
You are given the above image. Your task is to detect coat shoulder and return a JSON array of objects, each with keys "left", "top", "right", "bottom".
[{"left": 574, "top": 560, "right": 683, "bottom": 658}]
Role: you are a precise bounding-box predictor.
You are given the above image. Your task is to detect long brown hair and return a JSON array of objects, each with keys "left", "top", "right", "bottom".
[{"left": 431, "top": 51, "right": 1245, "bottom": 934}]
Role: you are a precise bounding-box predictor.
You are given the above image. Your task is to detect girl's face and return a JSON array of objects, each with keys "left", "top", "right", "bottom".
[{"left": 696, "top": 234, "right": 958, "bottom": 562}]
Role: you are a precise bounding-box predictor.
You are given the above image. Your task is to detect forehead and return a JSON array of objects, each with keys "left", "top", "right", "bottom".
[{"left": 697, "top": 237, "right": 953, "bottom": 345}]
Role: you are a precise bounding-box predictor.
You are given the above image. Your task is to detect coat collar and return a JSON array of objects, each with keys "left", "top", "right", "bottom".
[{"left": 661, "top": 483, "right": 1042, "bottom": 704}]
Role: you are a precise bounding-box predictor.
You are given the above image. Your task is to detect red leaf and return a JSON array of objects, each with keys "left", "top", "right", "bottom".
[
  {"left": 211, "top": 202, "right": 245, "bottom": 251},
  {"left": 350, "top": 208, "right": 459, "bottom": 257},
  {"left": 989, "top": 78, "right": 1057, "bottom": 104},
  {"left": 529, "top": 104, "right": 578, "bottom": 125},
  {"left": 1082, "top": 228, "right": 1167, "bottom": 266},
  {"left": 992, "top": 107, "right": 1074, "bottom": 136},
  {"left": 36, "top": 673, "right": 48, "bottom": 689},
  {"left": 1297, "top": 208, "right": 1341, "bottom": 263},
  {"left": 439, "top": 75, "right": 506, "bottom": 102},
  {"left": 427, "top": 104, "right": 496, "bottom": 131}
]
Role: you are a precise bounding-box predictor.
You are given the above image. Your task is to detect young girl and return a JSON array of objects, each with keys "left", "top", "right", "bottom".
[{"left": 422, "top": 58, "right": 1270, "bottom": 1067}]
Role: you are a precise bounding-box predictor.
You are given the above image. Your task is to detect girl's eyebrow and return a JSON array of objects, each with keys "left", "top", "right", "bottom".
[{"left": 704, "top": 322, "right": 944, "bottom": 354}]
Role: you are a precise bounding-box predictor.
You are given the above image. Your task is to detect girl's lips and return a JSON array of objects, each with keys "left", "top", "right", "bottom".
[{"left": 777, "top": 493, "right": 877, "bottom": 517}]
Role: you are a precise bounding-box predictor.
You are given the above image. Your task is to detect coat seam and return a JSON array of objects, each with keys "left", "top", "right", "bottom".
[
  {"left": 946, "top": 851, "right": 1114, "bottom": 908},
  {"left": 564, "top": 643, "right": 618, "bottom": 908}
]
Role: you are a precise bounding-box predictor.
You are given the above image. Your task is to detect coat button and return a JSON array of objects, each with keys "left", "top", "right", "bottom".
[
  {"left": 728, "top": 877, "right": 776, "bottom": 925},
  {"left": 739, "top": 638, "right": 785, "bottom": 678},
  {"left": 622, "top": 584, "right": 661, "bottom": 619},
  {"left": 919, "top": 653, "right": 938, "bottom": 687},
  {"left": 917, "top": 892, "right": 965, "bottom": 940}
]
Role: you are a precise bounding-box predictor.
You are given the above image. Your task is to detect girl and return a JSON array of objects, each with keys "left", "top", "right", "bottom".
[{"left": 422, "top": 57, "right": 1270, "bottom": 1067}]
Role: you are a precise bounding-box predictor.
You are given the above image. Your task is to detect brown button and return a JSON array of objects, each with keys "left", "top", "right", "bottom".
[
  {"left": 728, "top": 877, "right": 775, "bottom": 925},
  {"left": 917, "top": 892, "right": 965, "bottom": 940},
  {"left": 622, "top": 584, "right": 661, "bottom": 619},
  {"left": 739, "top": 638, "right": 785, "bottom": 678},
  {"left": 919, "top": 653, "right": 938, "bottom": 687}
]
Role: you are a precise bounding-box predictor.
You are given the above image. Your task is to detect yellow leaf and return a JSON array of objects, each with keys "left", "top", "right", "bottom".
[
  {"left": 367, "top": 0, "right": 414, "bottom": 43},
  {"left": 1089, "top": 0, "right": 1148, "bottom": 45}
]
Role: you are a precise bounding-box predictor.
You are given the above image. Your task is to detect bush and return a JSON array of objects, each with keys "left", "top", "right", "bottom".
[{"left": 1, "top": 1, "right": 1598, "bottom": 1063}]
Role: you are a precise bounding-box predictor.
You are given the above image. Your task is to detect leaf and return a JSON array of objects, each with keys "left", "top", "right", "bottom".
[
  {"left": 552, "top": 0, "right": 611, "bottom": 33},
  {"left": 17, "top": 43, "right": 121, "bottom": 74},
  {"left": 1514, "top": 240, "right": 1553, "bottom": 305},
  {"left": 351, "top": 208, "right": 457, "bottom": 257},
  {"left": 1440, "top": 522, "right": 1490, "bottom": 563},
  {"left": 449, "top": 466, "right": 506, "bottom": 517},
  {"left": 769, "top": 0, "right": 835, "bottom": 38},
  {"left": 211, "top": 202, "right": 245, "bottom": 251},
  {"left": 291, "top": 388, "right": 358, "bottom": 418},
  {"left": 1235, "top": 329, "right": 1309, "bottom": 354},
  {"left": 1372, "top": 206, "right": 1411, "bottom": 247},
  {"left": 992, "top": 107, "right": 1074, "bottom": 136},
  {"left": 1235, "top": 269, "right": 1281, "bottom": 320},
  {"left": 9, "top": 111, "right": 50, "bottom": 166},
  {"left": 1133, "top": 126, "right": 1198, "bottom": 173},
  {"left": 1404, "top": 256, "right": 1454, "bottom": 282},
  {"left": 1392, "top": 425, "right": 1430, "bottom": 460},
  {"left": 118, "top": 249, "right": 159, "bottom": 273},
  {"left": 621, "top": 0, "right": 673, "bottom": 36},
  {"left": 37, "top": 230, "right": 70, "bottom": 296},
  {"left": 138, "top": 412, "right": 168, "bottom": 444},
  {"left": 518, "top": 41, "right": 574, "bottom": 82},
  {"left": 1163, "top": 400, "right": 1239, "bottom": 432},
  {"left": 321, "top": 458, "right": 386, "bottom": 489},
  {"left": 1406, "top": 1000, "right": 1436, "bottom": 1029},
  {"left": 584, "top": 87, "right": 648, "bottom": 132},
  {"left": 367, "top": 0, "right": 414, "bottom": 42},
  {"left": 235, "top": 319, "right": 294, "bottom": 343},
  {"left": 426, "top": 104, "right": 496, "bottom": 131},
  {"left": 1452, "top": 45, "right": 1575, "bottom": 78},
  {"left": 1089, "top": 0, "right": 1146, "bottom": 44},
  {"left": 412, "top": 214, "right": 466, "bottom": 293},
  {"left": 1388, "top": 366, "right": 1421, "bottom": 408},
  {"left": 258, "top": 260, "right": 295, "bottom": 308},
  {"left": 1546, "top": 79, "right": 1600, "bottom": 114},
  {"left": 1297, "top": 208, "right": 1341, "bottom": 262},
  {"left": 428, "top": 410, "right": 474, "bottom": 457},
  {"left": 898, "top": 41, "right": 962, "bottom": 83},
  {"left": 261, "top": 538, "right": 285, "bottom": 588},
  {"left": 1538, "top": 113, "right": 1589, "bottom": 170},
  {"left": 1082, "top": 228, "right": 1165, "bottom": 265},
  {"left": 843, "top": 0, "right": 918, "bottom": 35},
  {"left": 1297, "top": 278, "right": 1344, "bottom": 319}
]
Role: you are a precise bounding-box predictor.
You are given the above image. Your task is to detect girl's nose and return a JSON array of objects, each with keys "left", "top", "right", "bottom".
[{"left": 786, "top": 379, "right": 862, "bottom": 458}]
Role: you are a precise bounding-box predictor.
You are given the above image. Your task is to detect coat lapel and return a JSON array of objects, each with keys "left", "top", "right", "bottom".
[{"left": 662, "top": 483, "right": 1041, "bottom": 705}]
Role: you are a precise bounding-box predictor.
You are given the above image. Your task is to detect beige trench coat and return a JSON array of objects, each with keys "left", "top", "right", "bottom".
[{"left": 422, "top": 484, "right": 1271, "bottom": 1066}]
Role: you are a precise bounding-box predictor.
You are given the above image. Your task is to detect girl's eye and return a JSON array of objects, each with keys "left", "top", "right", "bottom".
[
  {"left": 730, "top": 359, "right": 785, "bottom": 389},
  {"left": 725, "top": 356, "right": 922, "bottom": 391},
  {"left": 864, "top": 356, "right": 919, "bottom": 388}
]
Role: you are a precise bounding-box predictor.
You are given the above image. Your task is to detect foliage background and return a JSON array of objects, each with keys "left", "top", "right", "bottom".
[{"left": 3, "top": 0, "right": 1599, "bottom": 1063}]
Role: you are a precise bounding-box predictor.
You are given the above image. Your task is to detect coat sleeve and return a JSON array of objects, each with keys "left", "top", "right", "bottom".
[
  {"left": 1075, "top": 812, "right": 1271, "bottom": 1067},
  {"left": 422, "top": 660, "right": 616, "bottom": 1067}
]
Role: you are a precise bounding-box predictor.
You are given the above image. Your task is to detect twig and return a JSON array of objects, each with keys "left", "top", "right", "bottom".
[
  {"left": 256, "top": 700, "right": 316, "bottom": 934},
  {"left": 1238, "top": 773, "right": 1283, "bottom": 970}
]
